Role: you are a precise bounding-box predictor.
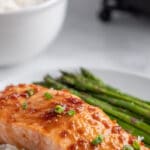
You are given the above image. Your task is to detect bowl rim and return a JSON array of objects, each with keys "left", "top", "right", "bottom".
[{"left": 0, "top": 0, "right": 64, "bottom": 16}]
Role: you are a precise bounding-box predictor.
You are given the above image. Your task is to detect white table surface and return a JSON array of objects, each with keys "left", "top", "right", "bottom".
[{"left": 1, "top": 0, "right": 150, "bottom": 82}]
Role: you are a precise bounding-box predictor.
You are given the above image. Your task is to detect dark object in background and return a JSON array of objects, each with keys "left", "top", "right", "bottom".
[{"left": 99, "top": 0, "right": 150, "bottom": 22}]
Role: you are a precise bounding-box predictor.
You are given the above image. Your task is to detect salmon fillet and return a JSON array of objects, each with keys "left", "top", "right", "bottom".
[{"left": 0, "top": 84, "right": 149, "bottom": 150}]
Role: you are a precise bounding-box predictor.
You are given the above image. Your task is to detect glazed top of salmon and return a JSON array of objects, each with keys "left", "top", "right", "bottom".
[{"left": 0, "top": 84, "right": 149, "bottom": 150}]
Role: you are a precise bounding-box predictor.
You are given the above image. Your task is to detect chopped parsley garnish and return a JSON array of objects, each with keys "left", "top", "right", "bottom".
[
  {"left": 22, "top": 102, "right": 28, "bottom": 110},
  {"left": 91, "top": 135, "right": 103, "bottom": 146},
  {"left": 132, "top": 141, "right": 140, "bottom": 150},
  {"left": 26, "top": 89, "right": 34, "bottom": 97},
  {"left": 54, "top": 105, "right": 65, "bottom": 114},
  {"left": 44, "top": 92, "right": 53, "bottom": 100},
  {"left": 122, "top": 145, "right": 134, "bottom": 150},
  {"left": 67, "top": 110, "right": 76, "bottom": 116}
]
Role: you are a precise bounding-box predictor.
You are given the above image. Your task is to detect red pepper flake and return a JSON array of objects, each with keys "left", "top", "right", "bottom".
[
  {"left": 77, "top": 139, "right": 88, "bottom": 148},
  {"left": 60, "top": 130, "right": 69, "bottom": 138},
  {"left": 14, "top": 107, "right": 20, "bottom": 112},
  {"left": 111, "top": 126, "right": 122, "bottom": 134},
  {"left": 87, "top": 106, "right": 96, "bottom": 112},
  {"left": 102, "top": 120, "right": 110, "bottom": 128},
  {"left": 42, "top": 111, "right": 57, "bottom": 120},
  {"left": 92, "top": 113, "right": 100, "bottom": 121},
  {"left": 20, "top": 92, "right": 29, "bottom": 98},
  {"left": 77, "top": 128, "right": 84, "bottom": 135},
  {"left": 128, "top": 136, "right": 136, "bottom": 145},
  {"left": 9, "top": 93, "right": 20, "bottom": 99},
  {"left": 118, "top": 135, "right": 125, "bottom": 143},
  {"left": 66, "top": 97, "right": 83, "bottom": 105},
  {"left": 68, "top": 144, "right": 78, "bottom": 150}
]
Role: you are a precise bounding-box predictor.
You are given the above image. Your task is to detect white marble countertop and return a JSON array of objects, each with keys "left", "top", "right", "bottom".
[{"left": 1, "top": 0, "right": 150, "bottom": 81}]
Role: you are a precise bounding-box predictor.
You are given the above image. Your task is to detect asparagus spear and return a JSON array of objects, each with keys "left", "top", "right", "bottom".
[
  {"left": 43, "top": 76, "right": 150, "bottom": 134},
  {"left": 81, "top": 67, "right": 121, "bottom": 91},
  {"left": 116, "top": 107, "right": 150, "bottom": 124},
  {"left": 109, "top": 115, "right": 150, "bottom": 145},
  {"left": 33, "top": 81, "right": 50, "bottom": 87},
  {"left": 145, "top": 101, "right": 150, "bottom": 105},
  {"left": 91, "top": 93, "right": 150, "bottom": 120},
  {"left": 59, "top": 74, "right": 150, "bottom": 110},
  {"left": 80, "top": 67, "right": 105, "bottom": 85},
  {"left": 44, "top": 75, "right": 68, "bottom": 89},
  {"left": 80, "top": 68, "right": 150, "bottom": 108}
]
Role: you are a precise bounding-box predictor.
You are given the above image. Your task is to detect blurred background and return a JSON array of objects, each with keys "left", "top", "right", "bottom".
[{"left": 1, "top": 0, "right": 150, "bottom": 80}]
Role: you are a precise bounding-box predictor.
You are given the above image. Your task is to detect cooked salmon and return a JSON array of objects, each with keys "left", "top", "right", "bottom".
[{"left": 0, "top": 84, "right": 149, "bottom": 150}]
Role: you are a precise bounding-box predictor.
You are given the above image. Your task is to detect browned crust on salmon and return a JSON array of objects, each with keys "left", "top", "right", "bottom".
[{"left": 0, "top": 84, "right": 149, "bottom": 150}]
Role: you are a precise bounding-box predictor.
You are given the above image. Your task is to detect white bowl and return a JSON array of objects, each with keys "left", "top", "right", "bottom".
[{"left": 0, "top": 0, "right": 67, "bottom": 65}]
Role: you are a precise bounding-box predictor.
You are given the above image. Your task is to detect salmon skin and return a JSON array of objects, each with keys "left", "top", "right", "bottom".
[{"left": 0, "top": 84, "right": 149, "bottom": 150}]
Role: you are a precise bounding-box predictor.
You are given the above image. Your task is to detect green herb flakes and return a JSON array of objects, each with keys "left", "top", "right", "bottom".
[
  {"left": 67, "top": 110, "right": 76, "bottom": 116},
  {"left": 132, "top": 141, "right": 140, "bottom": 150},
  {"left": 54, "top": 105, "right": 65, "bottom": 114},
  {"left": 91, "top": 135, "right": 103, "bottom": 146},
  {"left": 44, "top": 92, "right": 53, "bottom": 100},
  {"left": 22, "top": 102, "right": 28, "bottom": 110},
  {"left": 26, "top": 89, "right": 34, "bottom": 97}
]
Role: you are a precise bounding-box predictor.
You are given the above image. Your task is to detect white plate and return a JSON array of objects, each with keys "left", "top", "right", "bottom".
[{"left": 0, "top": 68, "right": 150, "bottom": 101}]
